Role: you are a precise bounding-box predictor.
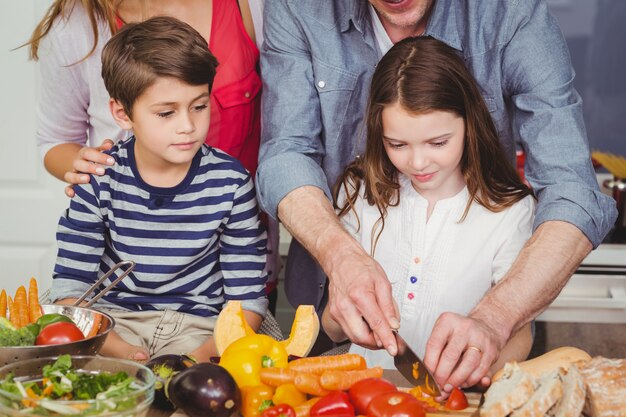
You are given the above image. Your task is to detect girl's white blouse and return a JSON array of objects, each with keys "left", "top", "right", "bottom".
[{"left": 346, "top": 175, "right": 535, "bottom": 368}]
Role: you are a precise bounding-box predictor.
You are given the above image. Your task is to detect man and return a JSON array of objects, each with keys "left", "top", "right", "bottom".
[{"left": 256, "top": 0, "right": 617, "bottom": 392}]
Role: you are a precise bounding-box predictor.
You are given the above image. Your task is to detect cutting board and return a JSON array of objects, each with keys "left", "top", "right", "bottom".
[
  {"left": 382, "top": 370, "right": 482, "bottom": 417},
  {"left": 153, "top": 393, "right": 482, "bottom": 417},
  {"left": 426, "top": 392, "right": 481, "bottom": 416}
]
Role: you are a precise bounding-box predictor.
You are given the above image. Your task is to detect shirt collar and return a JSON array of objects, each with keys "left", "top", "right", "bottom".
[
  {"left": 425, "top": 0, "right": 462, "bottom": 51},
  {"left": 340, "top": 0, "right": 371, "bottom": 34}
]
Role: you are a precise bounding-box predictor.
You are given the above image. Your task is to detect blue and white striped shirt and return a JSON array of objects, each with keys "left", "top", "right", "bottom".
[{"left": 50, "top": 137, "right": 268, "bottom": 317}]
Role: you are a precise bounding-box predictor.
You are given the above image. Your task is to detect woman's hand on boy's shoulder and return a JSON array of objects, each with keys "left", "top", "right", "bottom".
[{"left": 64, "top": 139, "right": 116, "bottom": 197}]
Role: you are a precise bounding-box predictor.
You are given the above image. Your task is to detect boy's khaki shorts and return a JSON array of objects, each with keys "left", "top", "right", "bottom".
[{"left": 102, "top": 309, "right": 216, "bottom": 357}]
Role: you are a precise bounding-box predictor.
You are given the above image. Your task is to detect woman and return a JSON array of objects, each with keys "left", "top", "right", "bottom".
[{"left": 27, "top": 0, "right": 279, "bottom": 359}]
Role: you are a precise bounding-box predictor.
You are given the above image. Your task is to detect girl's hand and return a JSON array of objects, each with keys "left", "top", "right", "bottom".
[{"left": 64, "top": 139, "right": 116, "bottom": 197}]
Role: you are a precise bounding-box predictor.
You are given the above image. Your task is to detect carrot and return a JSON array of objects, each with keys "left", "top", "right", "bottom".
[
  {"left": 0, "top": 289, "right": 6, "bottom": 318},
  {"left": 8, "top": 297, "right": 19, "bottom": 327},
  {"left": 14, "top": 286, "right": 29, "bottom": 328},
  {"left": 294, "top": 397, "right": 321, "bottom": 417},
  {"left": 86, "top": 313, "right": 102, "bottom": 339},
  {"left": 287, "top": 353, "right": 367, "bottom": 375},
  {"left": 42, "top": 383, "right": 54, "bottom": 397},
  {"left": 319, "top": 366, "right": 384, "bottom": 391},
  {"left": 293, "top": 373, "right": 330, "bottom": 397},
  {"left": 28, "top": 277, "right": 42, "bottom": 323},
  {"left": 260, "top": 367, "right": 299, "bottom": 387}
]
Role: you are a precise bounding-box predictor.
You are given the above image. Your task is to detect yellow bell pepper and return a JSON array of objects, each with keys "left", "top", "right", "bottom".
[
  {"left": 272, "top": 383, "right": 307, "bottom": 408},
  {"left": 240, "top": 385, "right": 275, "bottom": 417},
  {"left": 219, "top": 334, "right": 289, "bottom": 388}
]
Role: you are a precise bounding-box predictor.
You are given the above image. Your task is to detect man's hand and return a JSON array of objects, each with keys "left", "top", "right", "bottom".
[
  {"left": 424, "top": 221, "right": 592, "bottom": 392},
  {"left": 326, "top": 245, "right": 399, "bottom": 353},
  {"left": 278, "top": 186, "right": 399, "bottom": 354},
  {"left": 424, "top": 312, "right": 502, "bottom": 393}
]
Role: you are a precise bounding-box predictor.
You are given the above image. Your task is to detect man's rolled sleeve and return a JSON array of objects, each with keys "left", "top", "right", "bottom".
[
  {"left": 533, "top": 182, "right": 616, "bottom": 248},
  {"left": 256, "top": 152, "right": 331, "bottom": 219}
]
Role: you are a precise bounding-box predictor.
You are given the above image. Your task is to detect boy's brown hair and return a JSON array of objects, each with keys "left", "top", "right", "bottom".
[{"left": 101, "top": 15, "right": 218, "bottom": 118}]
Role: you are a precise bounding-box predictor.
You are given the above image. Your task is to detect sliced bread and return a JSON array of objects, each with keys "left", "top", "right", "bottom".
[
  {"left": 548, "top": 365, "right": 585, "bottom": 417},
  {"left": 510, "top": 368, "right": 564, "bottom": 417},
  {"left": 578, "top": 356, "right": 626, "bottom": 417},
  {"left": 480, "top": 363, "right": 537, "bottom": 417}
]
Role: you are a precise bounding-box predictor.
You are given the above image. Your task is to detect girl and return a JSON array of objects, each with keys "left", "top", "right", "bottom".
[{"left": 322, "top": 37, "right": 535, "bottom": 382}]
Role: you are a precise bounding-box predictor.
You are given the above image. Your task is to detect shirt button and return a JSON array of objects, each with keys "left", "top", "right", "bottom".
[
  {"left": 154, "top": 198, "right": 163, "bottom": 207},
  {"left": 414, "top": 257, "right": 421, "bottom": 264},
  {"left": 317, "top": 80, "right": 326, "bottom": 88},
  {"left": 244, "top": 91, "right": 251, "bottom": 98},
  {"left": 407, "top": 293, "right": 415, "bottom": 300},
  {"left": 410, "top": 276, "right": 418, "bottom": 284}
]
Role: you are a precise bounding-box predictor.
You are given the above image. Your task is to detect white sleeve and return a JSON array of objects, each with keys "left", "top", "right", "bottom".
[
  {"left": 35, "top": 14, "right": 94, "bottom": 161},
  {"left": 492, "top": 195, "right": 536, "bottom": 283}
]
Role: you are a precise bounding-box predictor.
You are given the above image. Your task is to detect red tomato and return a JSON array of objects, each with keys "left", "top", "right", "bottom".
[
  {"left": 35, "top": 321, "right": 84, "bottom": 345},
  {"left": 348, "top": 378, "right": 398, "bottom": 415},
  {"left": 366, "top": 391, "right": 425, "bottom": 417},
  {"left": 444, "top": 387, "right": 468, "bottom": 410}
]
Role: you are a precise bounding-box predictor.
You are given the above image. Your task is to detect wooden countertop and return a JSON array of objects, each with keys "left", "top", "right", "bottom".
[{"left": 147, "top": 370, "right": 482, "bottom": 417}]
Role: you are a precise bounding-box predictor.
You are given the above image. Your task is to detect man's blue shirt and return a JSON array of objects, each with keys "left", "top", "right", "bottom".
[{"left": 256, "top": 0, "right": 617, "bottom": 308}]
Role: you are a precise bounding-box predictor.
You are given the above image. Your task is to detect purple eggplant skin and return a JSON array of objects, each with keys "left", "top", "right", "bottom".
[
  {"left": 167, "top": 363, "right": 241, "bottom": 417},
  {"left": 145, "top": 354, "right": 196, "bottom": 410}
]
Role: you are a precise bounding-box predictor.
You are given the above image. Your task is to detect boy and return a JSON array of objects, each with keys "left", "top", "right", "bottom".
[{"left": 49, "top": 16, "right": 268, "bottom": 362}]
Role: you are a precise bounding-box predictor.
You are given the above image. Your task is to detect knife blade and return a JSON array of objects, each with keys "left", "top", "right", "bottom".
[{"left": 393, "top": 331, "right": 441, "bottom": 397}]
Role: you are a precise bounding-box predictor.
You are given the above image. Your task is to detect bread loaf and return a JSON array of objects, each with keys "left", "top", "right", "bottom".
[
  {"left": 480, "top": 363, "right": 536, "bottom": 417},
  {"left": 493, "top": 346, "right": 591, "bottom": 382},
  {"left": 549, "top": 365, "right": 585, "bottom": 417},
  {"left": 511, "top": 369, "right": 564, "bottom": 417},
  {"left": 578, "top": 356, "right": 626, "bottom": 417}
]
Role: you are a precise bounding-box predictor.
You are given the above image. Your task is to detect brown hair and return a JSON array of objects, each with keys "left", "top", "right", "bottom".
[
  {"left": 333, "top": 37, "right": 532, "bottom": 247},
  {"left": 101, "top": 15, "right": 218, "bottom": 118},
  {"left": 27, "top": 0, "right": 118, "bottom": 62}
]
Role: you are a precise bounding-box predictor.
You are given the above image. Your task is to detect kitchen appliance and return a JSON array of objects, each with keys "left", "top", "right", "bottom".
[{"left": 536, "top": 243, "right": 626, "bottom": 358}]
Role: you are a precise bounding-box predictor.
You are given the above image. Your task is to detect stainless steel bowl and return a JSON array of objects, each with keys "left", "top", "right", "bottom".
[{"left": 0, "top": 305, "right": 114, "bottom": 367}]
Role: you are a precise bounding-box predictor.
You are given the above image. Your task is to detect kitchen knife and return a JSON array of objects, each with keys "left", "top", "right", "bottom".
[{"left": 393, "top": 331, "right": 441, "bottom": 397}]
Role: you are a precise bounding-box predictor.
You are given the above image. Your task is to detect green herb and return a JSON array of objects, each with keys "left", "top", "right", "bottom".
[{"left": 0, "top": 355, "right": 145, "bottom": 416}]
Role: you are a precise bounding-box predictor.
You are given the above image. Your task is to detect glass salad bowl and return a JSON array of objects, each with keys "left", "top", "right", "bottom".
[{"left": 0, "top": 355, "right": 155, "bottom": 417}]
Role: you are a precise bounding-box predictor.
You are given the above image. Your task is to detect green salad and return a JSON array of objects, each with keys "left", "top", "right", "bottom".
[{"left": 0, "top": 355, "right": 144, "bottom": 416}]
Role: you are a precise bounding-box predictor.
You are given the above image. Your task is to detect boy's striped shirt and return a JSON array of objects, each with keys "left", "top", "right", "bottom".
[{"left": 50, "top": 138, "right": 268, "bottom": 317}]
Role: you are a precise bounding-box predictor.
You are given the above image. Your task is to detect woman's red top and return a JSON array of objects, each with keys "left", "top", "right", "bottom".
[
  {"left": 206, "top": 0, "right": 262, "bottom": 177},
  {"left": 116, "top": 0, "right": 262, "bottom": 177}
]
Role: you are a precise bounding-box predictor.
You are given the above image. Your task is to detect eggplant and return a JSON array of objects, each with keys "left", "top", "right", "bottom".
[
  {"left": 167, "top": 363, "right": 240, "bottom": 417},
  {"left": 145, "top": 354, "right": 196, "bottom": 410}
]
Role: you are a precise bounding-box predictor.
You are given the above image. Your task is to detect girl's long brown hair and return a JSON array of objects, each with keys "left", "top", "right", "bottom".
[
  {"left": 27, "top": 0, "right": 118, "bottom": 62},
  {"left": 333, "top": 37, "right": 532, "bottom": 247}
]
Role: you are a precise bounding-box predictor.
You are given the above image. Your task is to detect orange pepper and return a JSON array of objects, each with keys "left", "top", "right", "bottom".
[
  {"left": 240, "top": 385, "right": 275, "bottom": 417},
  {"left": 272, "top": 383, "right": 307, "bottom": 408}
]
